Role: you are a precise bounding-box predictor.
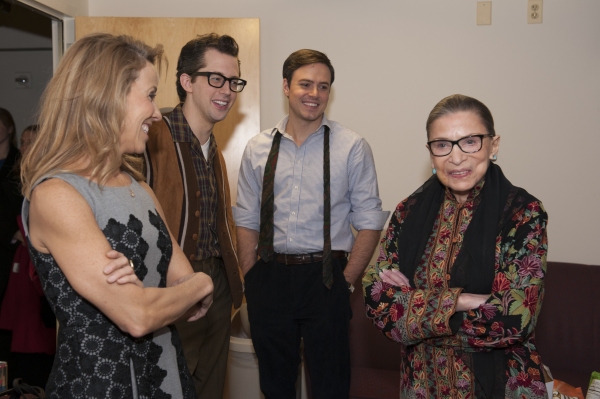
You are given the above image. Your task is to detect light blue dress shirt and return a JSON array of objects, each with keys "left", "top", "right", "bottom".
[{"left": 234, "top": 115, "right": 390, "bottom": 254}]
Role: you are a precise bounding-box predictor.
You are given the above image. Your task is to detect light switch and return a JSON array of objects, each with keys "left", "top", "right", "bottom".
[{"left": 477, "top": 2, "right": 492, "bottom": 25}]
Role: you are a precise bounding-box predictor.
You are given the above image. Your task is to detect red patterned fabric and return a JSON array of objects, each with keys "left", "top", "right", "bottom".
[{"left": 0, "top": 216, "right": 56, "bottom": 354}]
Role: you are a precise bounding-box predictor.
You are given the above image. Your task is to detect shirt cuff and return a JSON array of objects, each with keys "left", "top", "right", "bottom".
[
  {"left": 232, "top": 206, "right": 260, "bottom": 231},
  {"left": 349, "top": 210, "right": 391, "bottom": 231}
]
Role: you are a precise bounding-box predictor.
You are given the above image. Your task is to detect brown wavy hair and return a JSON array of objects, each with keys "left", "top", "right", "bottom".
[{"left": 21, "top": 33, "right": 164, "bottom": 199}]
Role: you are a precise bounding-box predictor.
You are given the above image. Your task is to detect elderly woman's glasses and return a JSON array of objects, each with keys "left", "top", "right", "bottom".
[
  {"left": 189, "top": 72, "right": 247, "bottom": 93},
  {"left": 427, "top": 134, "right": 493, "bottom": 157}
]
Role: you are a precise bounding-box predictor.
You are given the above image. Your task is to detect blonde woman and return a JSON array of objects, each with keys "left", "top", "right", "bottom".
[{"left": 20, "top": 33, "right": 213, "bottom": 399}]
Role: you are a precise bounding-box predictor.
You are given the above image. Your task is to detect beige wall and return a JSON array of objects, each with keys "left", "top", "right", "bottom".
[{"left": 41, "top": 0, "right": 600, "bottom": 265}]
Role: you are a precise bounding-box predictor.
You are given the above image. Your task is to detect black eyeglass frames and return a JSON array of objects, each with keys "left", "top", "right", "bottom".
[
  {"left": 427, "top": 134, "right": 493, "bottom": 157},
  {"left": 189, "top": 72, "right": 247, "bottom": 93}
]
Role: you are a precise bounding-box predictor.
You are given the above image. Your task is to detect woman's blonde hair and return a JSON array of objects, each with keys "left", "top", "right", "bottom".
[{"left": 21, "top": 33, "right": 164, "bottom": 199}]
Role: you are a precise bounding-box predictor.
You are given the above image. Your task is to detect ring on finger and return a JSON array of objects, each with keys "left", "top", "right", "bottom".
[{"left": 128, "top": 259, "right": 135, "bottom": 269}]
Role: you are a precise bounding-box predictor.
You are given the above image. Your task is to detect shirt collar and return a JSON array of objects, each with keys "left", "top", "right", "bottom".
[
  {"left": 271, "top": 114, "right": 332, "bottom": 138},
  {"left": 170, "top": 103, "right": 217, "bottom": 149},
  {"left": 169, "top": 103, "right": 194, "bottom": 143}
]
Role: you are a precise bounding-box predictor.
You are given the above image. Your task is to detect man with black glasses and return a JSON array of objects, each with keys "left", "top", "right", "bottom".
[{"left": 144, "top": 33, "right": 246, "bottom": 399}]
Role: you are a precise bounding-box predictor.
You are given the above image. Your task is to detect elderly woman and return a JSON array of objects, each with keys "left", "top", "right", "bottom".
[
  {"left": 363, "top": 94, "right": 548, "bottom": 399},
  {"left": 20, "top": 33, "right": 213, "bottom": 398}
]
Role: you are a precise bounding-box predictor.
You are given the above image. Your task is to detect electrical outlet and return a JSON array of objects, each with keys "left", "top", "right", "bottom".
[{"left": 528, "top": 0, "right": 543, "bottom": 24}]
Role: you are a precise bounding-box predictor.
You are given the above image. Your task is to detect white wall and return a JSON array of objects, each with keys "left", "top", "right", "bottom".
[{"left": 85, "top": 1, "right": 599, "bottom": 265}]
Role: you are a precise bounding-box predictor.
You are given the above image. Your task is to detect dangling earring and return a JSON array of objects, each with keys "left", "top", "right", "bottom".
[
  {"left": 492, "top": 154, "right": 497, "bottom": 162},
  {"left": 432, "top": 167, "right": 437, "bottom": 175}
]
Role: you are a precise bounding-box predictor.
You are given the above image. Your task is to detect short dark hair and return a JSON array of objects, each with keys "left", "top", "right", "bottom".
[
  {"left": 22, "top": 124, "right": 40, "bottom": 134},
  {"left": 176, "top": 33, "right": 240, "bottom": 102},
  {"left": 282, "top": 49, "right": 335, "bottom": 85},
  {"left": 0, "top": 107, "right": 16, "bottom": 143},
  {"left": 426, "top": 94, "right": 495, "bottom": 139}
]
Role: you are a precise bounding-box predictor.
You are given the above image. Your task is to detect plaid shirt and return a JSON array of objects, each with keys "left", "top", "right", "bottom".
[{"left": 169, "top": 104, "right": 220, "bottom": 259}]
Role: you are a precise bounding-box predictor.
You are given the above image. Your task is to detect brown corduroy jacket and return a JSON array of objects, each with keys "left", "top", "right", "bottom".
[{"left": 143, "top": 114, "right": 243, "bottom": 308}]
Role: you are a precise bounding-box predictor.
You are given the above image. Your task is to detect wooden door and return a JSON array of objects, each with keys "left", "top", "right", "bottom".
[{"left": 75, "top": 17, "right": 260, "bottom": 203}]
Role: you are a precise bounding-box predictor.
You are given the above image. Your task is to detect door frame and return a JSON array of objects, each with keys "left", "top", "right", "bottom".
[{"left": 16, "top": 0, "right": 77, "bottom": 71}]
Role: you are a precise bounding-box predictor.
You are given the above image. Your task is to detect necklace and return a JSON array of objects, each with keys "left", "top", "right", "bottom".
[{"left": 117, "top": 172, "right": 135, "bottom": 197}]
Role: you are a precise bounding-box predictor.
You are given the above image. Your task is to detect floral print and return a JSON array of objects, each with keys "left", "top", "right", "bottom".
[{"left": 363, "top": 183, "right": 548, "bottom": 399}]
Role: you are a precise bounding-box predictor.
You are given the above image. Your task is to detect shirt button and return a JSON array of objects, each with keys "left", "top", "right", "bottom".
[
  {"left": 195, "top": 211, "right": 200, "bottom": 217},
  {"left": 193, "top": 234, "right": 199, "bottom": 240},
  {"left": 196, "top": 191, "right": 201, "bottom": 198},
  {"left": 190, "top": 254, "right": 196, "bottom": 261}
]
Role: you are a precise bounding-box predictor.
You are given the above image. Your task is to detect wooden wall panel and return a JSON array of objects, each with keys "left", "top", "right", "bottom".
[{"left": 75, "top": 17, "right": 260, "bottom": 202}]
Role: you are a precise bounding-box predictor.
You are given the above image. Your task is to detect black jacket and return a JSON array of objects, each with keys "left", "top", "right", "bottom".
[{"left": 0, "top": 144, "right": 23, "bottom": 301}]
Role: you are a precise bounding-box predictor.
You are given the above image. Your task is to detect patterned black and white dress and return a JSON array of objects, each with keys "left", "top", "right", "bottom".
[{"left": 22, "top": 173, "right": 196, "bottom": 399}]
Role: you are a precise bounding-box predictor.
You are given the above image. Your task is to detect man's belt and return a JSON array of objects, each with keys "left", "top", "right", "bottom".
[{"left": 274, "top": 251, "right": 347, "bottom": 265}]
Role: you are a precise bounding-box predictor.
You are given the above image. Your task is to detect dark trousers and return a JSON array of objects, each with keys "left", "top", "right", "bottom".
[
  {"left": 245, "top": 257, "right": 351, "bottom": 399},
  {"left": 175, "top": 257, "right": 232, "bottom": 399}
]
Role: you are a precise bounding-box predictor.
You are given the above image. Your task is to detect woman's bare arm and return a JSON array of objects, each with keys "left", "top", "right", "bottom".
[
  {"left": 140, "top": 182, "right": 213, "bottom": 321},
  {"left": 28, "top": 179, "right": 213, "bottom": 337}
]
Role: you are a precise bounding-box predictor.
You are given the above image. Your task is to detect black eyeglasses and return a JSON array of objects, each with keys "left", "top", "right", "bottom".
[
  {"left": 427, "top": 134, "right": 493, "bottom": 157},
  {"left": 189, "top": 72, "right": 247, "bottom": 93}
]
